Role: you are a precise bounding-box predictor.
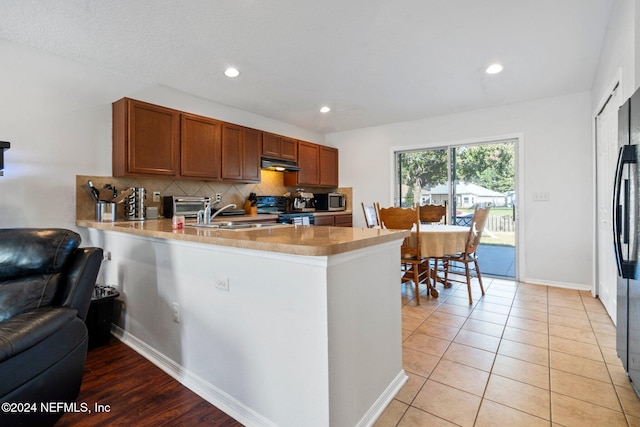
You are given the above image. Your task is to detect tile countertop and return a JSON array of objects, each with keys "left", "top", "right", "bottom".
[{"left": 76, "top": 217, "right": 407, "bottom": 256}]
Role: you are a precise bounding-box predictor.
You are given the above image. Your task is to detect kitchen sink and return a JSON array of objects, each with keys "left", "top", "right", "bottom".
[{"left": 187, "top": 222, "right": 281, "bottom": 230}]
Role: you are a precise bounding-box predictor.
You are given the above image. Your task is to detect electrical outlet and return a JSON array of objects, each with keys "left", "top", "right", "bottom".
[
  {"left": 216, "top": 193, "right": 222, "bottom": 203},
  {"left": 103, "top": 251, "right": 111, "bottom": 261},
  {"left": 172, "top": 302, "right": 180, "bottom": 323},
  {"left": 153, "top": 191, "right": 161, "bottom": 202},
  {"left": 215, "top": 278, "right": 229, "bottom": 291}
]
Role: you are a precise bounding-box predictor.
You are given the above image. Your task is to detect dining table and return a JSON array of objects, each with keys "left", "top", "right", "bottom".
[
  {"left": 410, "top": 224, "right": 470, "bottom": 295},
  {"left": 417, "top": 224, "right": 470, "bottom": 258}
]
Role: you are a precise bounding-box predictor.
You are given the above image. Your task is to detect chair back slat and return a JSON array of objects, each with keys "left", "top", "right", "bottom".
[{"left": 419, "top": 201, "right": 447, "bottom": 224}]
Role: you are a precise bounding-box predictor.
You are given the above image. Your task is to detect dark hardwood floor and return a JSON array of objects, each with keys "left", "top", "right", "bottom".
[{"left": 57, "top": 339, "right": 243, "bottom": 426}]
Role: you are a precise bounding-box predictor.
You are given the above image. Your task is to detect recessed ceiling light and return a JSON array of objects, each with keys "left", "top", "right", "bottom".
[
  {"left": 224, "top": 67, "right": 240, "bottom": 78},
  {"left": 486, "top": 63, "right": 503, "bottom": 74},
  {"left": 320, "top": 106, "right": 331, "bottom": 113}
]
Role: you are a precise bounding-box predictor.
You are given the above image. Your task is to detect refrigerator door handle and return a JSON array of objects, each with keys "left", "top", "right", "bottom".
[{"left": 614, "top": 144, "right": 638, "bottom": 279}]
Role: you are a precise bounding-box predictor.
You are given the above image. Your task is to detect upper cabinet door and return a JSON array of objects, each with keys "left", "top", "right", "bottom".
[
  {"left": 262, "top": 132, "right": 281, "bottom": 158},
  {"left": 263, "top": 133, "right": 298, "bottom": 161},
  {"left": 113, "top": 98, "right": 180, "bottom": 177},
  {"left": 319, "top": 146, "right": 339, "bottom": 187},
  {"left": 181, "top": 113, "right": 222, "bottom": 180},
  {"left": 280, "top": 137, "right": 297, "bottom": 161},
  {"left": 242, "top": 127, "right": 262, "bottom": 182},
  {"left": 285, "top": 141, "right": 339, "bottom": 187},
  {"left": 296, "top": 141, "right": 320, "bottom": 185},
  {"left": 221, "top": 123, "right": 243, "bottom": 181}
]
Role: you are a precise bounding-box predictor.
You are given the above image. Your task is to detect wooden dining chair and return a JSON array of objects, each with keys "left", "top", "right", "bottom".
[
  {"left": 419, "top": 201, "right": 448, "bottom": 290},
  {"left": 419, "top": 201, "right": 447, "bottom": 224},
  {"left": 376, "top": 204, "right": 437, "bottom": 305},
  {"left": 442, "top": 204, "right": 491, "bottom": 304},
  {"left": 361, "top": 202, "right": 380, "bottom": 228}
]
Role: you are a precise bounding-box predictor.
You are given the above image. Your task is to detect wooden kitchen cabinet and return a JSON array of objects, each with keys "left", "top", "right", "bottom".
[
  {"left": 221, "top": 123, "right": 262, "bottom": 182},
  {"left": 313, "top": 215, "right": 335, "bottom": 226},
  {"left": 180, "top": 113, "right": 222, "bottom": 179},
  {"left": 334, "top": 213, "right": 352, "bottom": 227},
  {"left": 114, "top": 97, "right": 336, "bottom": 184},
  {"left": 314, "top": 213, "right": 352, "bottom": 227},
  {"left": 319, "top": 146, "right": 339, "bottom": 187},
  {"left": 284, "top": 140, "right": 339, "bottom": 188},
  {"left": 242, "top": 127, "right": 262, "bottom": 182},
  {"left": 263, "top": 133, "right": 297, "bottom": 160},
  {"left": 295, "top": 140, "right": 320, "bottom": 186},
  {"left": 113, "top": 98, "right": 180, "bottom": 177}
]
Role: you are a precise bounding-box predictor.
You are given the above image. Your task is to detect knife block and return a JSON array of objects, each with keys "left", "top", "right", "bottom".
[{"left": 244, "top": 201, "right": 257, "bottom": 216}]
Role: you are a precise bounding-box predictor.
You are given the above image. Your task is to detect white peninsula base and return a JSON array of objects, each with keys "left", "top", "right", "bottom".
[{"left": 85, "top": 228, "right": 407, "bottom": 427}]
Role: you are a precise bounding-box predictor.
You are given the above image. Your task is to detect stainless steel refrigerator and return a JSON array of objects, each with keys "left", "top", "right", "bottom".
[{"left": 615, "top": 87, "right": 640, "bottom": 395}]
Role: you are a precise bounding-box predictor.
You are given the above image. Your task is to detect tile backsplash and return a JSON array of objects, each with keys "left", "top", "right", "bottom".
[{"left": 76, "top": 171, "right": 351, "bottom": 220}]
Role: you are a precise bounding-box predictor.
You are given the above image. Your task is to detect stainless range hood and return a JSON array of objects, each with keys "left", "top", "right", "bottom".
[{"left": 261, "top": 157, "right": 300, "bottom": 172}]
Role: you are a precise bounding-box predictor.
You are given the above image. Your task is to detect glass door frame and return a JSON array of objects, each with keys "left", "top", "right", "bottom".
[{"left": 391, "top": 134, "right": 523, "bottom": 281}]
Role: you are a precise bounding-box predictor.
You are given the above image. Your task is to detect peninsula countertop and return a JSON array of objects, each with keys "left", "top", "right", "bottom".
[{"left": 76, "top": 218, "right": 408, "bottom": 256}]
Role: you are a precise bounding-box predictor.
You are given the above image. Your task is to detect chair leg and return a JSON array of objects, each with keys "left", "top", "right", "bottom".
[
  {"left": 474, "top": 258, "right": 485, "bottom": 296},
  {"left": 413, "top": 264, "right": 420, "bottom": 306},
  {"left": 465, "top": 261, "right": 473, "bottom": 305},
  {"left": 429, "top": 259, "right": 439, "bottom": 298},
  {"left": 435, "top": 257, "right": 451, "bottom": 289},
  {"left": 444, "top": 259, "right": 449, "bottom": 287}
]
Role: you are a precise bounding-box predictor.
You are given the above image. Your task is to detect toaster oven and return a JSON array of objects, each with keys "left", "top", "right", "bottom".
[{"left": 162, "top": 196, "right": 211, "bottom": 218}]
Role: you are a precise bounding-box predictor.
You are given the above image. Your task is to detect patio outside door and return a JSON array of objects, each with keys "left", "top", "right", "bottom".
[{"left": 396, "top": 139, "right": 516, "bottom": 278}]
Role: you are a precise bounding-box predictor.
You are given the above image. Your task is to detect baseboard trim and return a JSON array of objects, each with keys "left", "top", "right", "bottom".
[
  {"left": 356, "top": 370, "right": 408, "bottom": 427},
  {"left": 111, "top": 325, "right": 403, "bottom": 426},
  {"left": 520, "top": 278, "right": 591, "bottom": 292},
  {"left": 111, "top": 326, "right": 277, "bottom": 427}
]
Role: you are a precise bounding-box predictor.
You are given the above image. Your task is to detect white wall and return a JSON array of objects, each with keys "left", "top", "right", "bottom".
[
  {"left": 0, "top": 39, "right": 322, "bottom": 231},
  {"left": 592, "top": 0, "right": 636, "bottom": 106},
  {"left": 327, "top": 92, "right": 593, "bottom": 289}
]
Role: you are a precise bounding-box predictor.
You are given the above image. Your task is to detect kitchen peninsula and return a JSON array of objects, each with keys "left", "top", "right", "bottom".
[{"left": 77, "top": 218, "right": 408, "bottom": 427}]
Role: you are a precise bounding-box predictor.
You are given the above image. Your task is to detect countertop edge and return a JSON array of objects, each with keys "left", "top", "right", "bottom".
[{"left": 76, "top": 219, "right": 408, "bottom": 256}]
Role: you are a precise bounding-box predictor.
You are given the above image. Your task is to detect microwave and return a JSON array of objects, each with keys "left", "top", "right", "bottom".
[
  {"left": 314, "top": 193, "right": 346, "bottom": 211},
  {"left": 163, "top": 196, "right": 211, "bottom": 218}
]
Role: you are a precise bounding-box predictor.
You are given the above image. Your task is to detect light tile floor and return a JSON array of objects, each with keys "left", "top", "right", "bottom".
[{"left": 374, "top": 277, "right": 640, "bottom": 427}]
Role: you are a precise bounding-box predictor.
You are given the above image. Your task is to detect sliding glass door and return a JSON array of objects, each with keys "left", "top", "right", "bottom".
[
  {"left": 395, "top": 139, "right": 516, "bottom": 278},
  {"left": 396, "top": 147, "right": 448, "bottom": 207}
]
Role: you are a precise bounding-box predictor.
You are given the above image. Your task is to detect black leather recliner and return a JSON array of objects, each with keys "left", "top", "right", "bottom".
[{"left": 0, "top": 228, "right": 103, "bottom": 426}]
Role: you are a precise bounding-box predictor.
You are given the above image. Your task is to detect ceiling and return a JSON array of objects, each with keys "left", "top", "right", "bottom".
[{"left": 0, "top": 0, "right": 614, "bottom": 134}]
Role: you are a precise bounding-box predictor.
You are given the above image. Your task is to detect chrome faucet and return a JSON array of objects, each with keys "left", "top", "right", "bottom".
[
  {"left": 203, "top": 202, "right": 214, "bottom": 224},
  {"left": 209, "top": 203, "right": 237, "bottom": 222},
  {"left": 197, "top": 200, "right": 211, "bottom": 225},
  {"left": 197, "top": 209, "right": 206, "bottom": 225}
]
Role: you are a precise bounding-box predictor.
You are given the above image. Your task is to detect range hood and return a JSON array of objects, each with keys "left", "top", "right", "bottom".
[{"left": 261, "top": 157, "right": 300, "bottom": 172}]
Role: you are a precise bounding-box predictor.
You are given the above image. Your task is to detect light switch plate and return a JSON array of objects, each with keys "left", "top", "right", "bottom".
[{"left": 533, "top": 192, "right": 550, "bottom": 202}]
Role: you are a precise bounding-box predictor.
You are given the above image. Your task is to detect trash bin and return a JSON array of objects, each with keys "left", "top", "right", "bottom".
[{"left": 85, "top": 285, "right": 120, "bottom": 348}]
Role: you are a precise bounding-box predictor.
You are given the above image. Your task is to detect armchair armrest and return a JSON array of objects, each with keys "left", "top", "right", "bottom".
[{"left": 57, "top": 247, "right": 103, "bottom": 321}]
